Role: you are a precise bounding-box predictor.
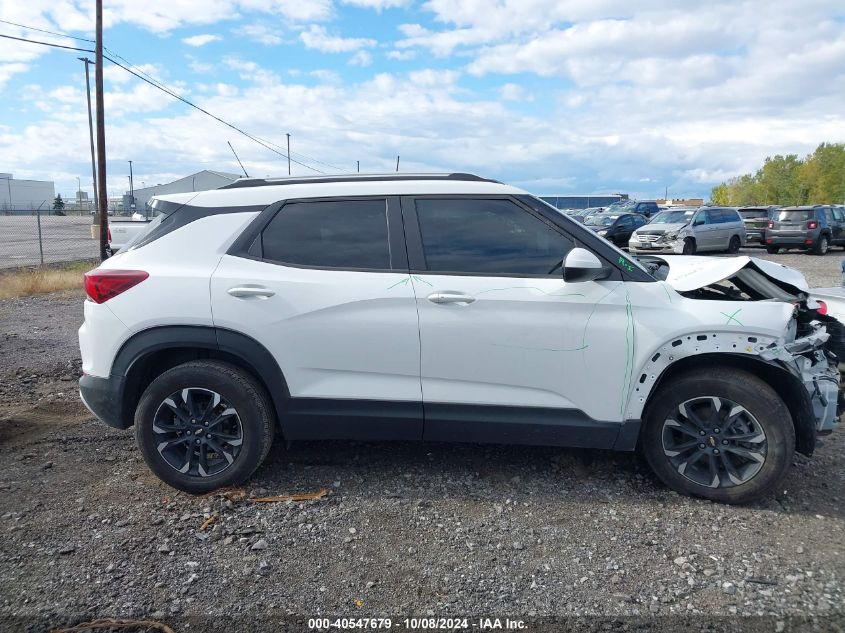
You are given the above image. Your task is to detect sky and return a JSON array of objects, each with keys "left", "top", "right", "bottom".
[{"left": 0, "top": 0, "right": 844, "bottom": 201}]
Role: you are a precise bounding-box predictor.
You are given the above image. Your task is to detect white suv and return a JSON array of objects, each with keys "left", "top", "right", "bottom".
[{"left": 78, "top": 173, "right": 840, "bottom": 503}]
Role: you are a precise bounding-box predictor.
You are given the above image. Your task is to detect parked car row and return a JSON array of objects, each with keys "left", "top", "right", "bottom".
[{"left": 573, "top": 203, "right": 845, "bottom": 257}]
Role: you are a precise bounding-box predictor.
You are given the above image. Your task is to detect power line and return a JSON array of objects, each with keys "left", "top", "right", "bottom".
[
  {"left": 0, "top": 18, "right": 95, "bottom": 43},
  {"left": 0, "top": 28, "right": 341, "bottom": 174}
]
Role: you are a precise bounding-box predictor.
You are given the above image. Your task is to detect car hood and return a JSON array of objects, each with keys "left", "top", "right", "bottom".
[
  {"left": 640, "top": 255, "right": 809, "bottom": 294},
  {"left": 633, "top": 222, "right": 687, "bottom": 234}
]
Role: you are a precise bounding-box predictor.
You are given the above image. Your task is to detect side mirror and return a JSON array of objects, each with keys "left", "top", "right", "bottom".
[
  {"left": 693, "top": 218, "right": 704, "bottom": 226},
  {"left": 562, "top": 247, "right": 610, "bottom": 283}
]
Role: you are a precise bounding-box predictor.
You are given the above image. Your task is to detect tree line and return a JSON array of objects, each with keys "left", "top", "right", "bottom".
[{"left": 711, "top": 143, "right": 845, "bottom": 206}]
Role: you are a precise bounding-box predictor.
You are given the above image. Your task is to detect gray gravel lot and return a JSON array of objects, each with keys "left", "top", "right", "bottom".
[
  {"left": 0, "top": 252, "right": 843, "bottom": 632},
  {"left": 0, "top": 216, "right": 99, "bottom": 269}
]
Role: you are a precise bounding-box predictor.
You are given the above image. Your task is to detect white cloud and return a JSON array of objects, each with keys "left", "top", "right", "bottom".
[
  {"left": 235, "top": 22, "right": 286, "bottom": 45},
  {"left": 499, "top": 83, "right": 532, "bottom": 102},
  {"left": 348, "top": 50, "right": 373, "bottom": 67},
  {"left": 386, "top": 49, "right": 416, "bottom": 61},
  {"left": 300, "top": 25, "right": 377, "bottom": 53},
  {"left": 341, "top": 0, "right": 410, "bottom": 9},
  {"left": 182, "top": 34, "right": 222, "bottom": 47}
]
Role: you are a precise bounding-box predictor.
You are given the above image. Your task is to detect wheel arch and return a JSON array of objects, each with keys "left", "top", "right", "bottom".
[
  {"left": 113, "top": 326, "right": 289, "bottom": 435},
  {"left": 638, "top": 352, "right": 815, "bottom": 456}
]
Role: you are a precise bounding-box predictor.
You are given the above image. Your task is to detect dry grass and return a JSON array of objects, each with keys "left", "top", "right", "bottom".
[{"left": 0, "top": 261, "right": 94, "bottom": 299}]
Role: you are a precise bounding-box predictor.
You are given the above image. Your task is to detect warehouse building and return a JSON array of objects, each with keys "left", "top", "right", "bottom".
[
  {"left": 125, "top": 170, "right": 240, "bottom": 215},
  {"left": 0, "top": 173, "right": 55, "bottom": 213}
]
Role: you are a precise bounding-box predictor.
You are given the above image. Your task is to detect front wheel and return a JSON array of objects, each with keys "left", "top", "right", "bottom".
[
  {"left": 134, "top": 360, "right": 276, "bottom": 493},
  {"left": 766, "top": 245, "right": 780, "bottom": 254},
  {"left": 727, "top": 235, "right": 741, "bottom": 254},
  {"left": 682, "top": 238, "right": 696, "bottom": 255},
  {"left": 641, "top": 368, "right": 794, "bottom": 504}
]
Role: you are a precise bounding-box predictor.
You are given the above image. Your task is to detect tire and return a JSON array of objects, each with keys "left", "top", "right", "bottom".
[
  {"left": 766, "top": 246, "right": 780, "bottom": 254},
  {"left": 641, "top": 367, "right": 794, "bottom": 504},
  {"left": 727, "top": 235, "right": 741, "bottom": 254},
  {"left": 814, "top": 234, "right": 829, "bottom": 255},
  {"left": 134, "top": 360, "right": 276, "bottom": 494},
  {"left": 682, "top": 238, "right": 696, "bottom": 255}
]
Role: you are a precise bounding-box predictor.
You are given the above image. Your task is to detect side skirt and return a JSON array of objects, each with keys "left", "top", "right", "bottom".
[{"left": 283, "top": 398, "right": 640, "bottom": 451}]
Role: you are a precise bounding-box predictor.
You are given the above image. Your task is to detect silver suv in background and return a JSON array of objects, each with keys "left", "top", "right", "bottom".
[{"left": 629, "top": 206, "right": 746, "bottom": 255}]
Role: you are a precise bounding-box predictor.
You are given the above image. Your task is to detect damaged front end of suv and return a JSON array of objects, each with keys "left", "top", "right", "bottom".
[{"left": 639, "top": 255, "right": 842, "bottom": 451}]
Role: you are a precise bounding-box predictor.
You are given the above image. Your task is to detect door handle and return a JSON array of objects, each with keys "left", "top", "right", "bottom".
[
  {"left": 227, "top": 286, "right": 275, "bottom": 299},
  {"left": 427, "top": 291, "right": 476, "bottom": 305}
]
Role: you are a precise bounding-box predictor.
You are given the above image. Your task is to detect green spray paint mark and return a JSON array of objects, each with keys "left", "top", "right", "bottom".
[
  {"left": 412, "top": 275, "right": 433, "bottom": 287},
  {"left": 386, "top": 277, "right": 411, "bottom": 290},
  {"left": 721, "top": 308, "right": 744, "bottom": 326},
  {"left": 617, "top": 255, "right": 635, "bottom": 273},
  {"left": 579, "top": 282, "right": 622, "bottom": 350},
  {"left": 493, "top": 342, "right": 589, "bottom": 353}
]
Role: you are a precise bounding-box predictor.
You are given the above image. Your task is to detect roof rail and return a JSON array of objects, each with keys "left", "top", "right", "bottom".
[{"left": 218, "top": 172, "right": 499, "bottom": 190}]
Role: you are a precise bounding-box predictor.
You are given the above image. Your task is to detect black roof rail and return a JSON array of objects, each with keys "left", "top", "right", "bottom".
[{"left": 218, "top": 172, "right": 499, "bottom": 190}]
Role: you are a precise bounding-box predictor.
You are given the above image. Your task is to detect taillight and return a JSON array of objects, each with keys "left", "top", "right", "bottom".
[
  {"left": 84, "top": 270, "right": 148, "bottom": 304},
  {"left": 807, "top": 221, "right": 818, "bottom": 229},
  {"left": 816, "top": 300, "right": 828, "bottom": 316}
]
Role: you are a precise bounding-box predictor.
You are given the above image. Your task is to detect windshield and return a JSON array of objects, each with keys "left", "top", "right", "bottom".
[
  {"left": 650, "top": 209, "right": 695, "bottom": 224},
  {"left": 775, "top": 210, "right": 813, "bottom": 222},
  {"left": 585, "top": 214, "right": 618, "bottom": 226},
  {"left": 606, "top": 201, "right": 635, "bottom": 212}
]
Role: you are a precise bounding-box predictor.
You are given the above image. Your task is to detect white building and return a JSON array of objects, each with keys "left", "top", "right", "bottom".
[
  {"left": 0, "top": 173, "right": 56, "bottom": 212},
  {"left": 126, "top": 170, "right": 240, "bottom": 215}
]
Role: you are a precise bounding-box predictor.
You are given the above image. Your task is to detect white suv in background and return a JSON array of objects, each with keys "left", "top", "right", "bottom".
[{"left": 79, "top": 173, "right": 839, "bottom": 503}]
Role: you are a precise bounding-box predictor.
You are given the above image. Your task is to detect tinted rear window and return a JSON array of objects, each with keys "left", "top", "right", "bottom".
[
  {"left": 739, "top": 209, "right": 768, "bottom": 219},
  {"left": 775, "top": 210, "right": 814, "bottom": 222},
  {"left": 261, "top": 199, "right": 391, "bottom": 269}
]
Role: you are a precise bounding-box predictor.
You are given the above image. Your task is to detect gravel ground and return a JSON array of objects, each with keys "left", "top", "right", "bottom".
[{"left": 0, "top": 254, "right": 844, "bottom": 633}]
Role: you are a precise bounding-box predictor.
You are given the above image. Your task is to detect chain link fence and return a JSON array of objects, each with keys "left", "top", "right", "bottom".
[{"left": 0, "top": 210, "right": 101, "bottom": 269}]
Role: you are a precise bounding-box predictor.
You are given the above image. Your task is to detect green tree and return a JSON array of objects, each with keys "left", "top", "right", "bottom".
[
  {"left": 711, "top": 143, "right": 845, "bottom": 205},
  {"left": 52, "top": 194, "right": 65, "bottom": 210}
]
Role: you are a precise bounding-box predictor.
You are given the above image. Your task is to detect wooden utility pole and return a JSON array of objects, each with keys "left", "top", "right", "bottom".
[{"left": 95, "top": 0, "right": 109, "bottom": 260}]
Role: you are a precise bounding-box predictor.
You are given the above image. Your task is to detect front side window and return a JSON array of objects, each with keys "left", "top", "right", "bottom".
[
  {"left": 261, "top": 199, "right": 391, "bottom": 269},
  {"left": 415, "top": 198, "right": 574, "bottom": 276}
]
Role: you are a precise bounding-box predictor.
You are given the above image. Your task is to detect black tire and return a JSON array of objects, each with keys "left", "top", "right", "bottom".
[
  {"left": 766, "top": 245, "right": 780, "bottom": 254},
  {"left": 134, "top": 360, "right": 275, "bottom": 494},
  {"left": 814, "top": 234, "right": 830, "bottom": 255},
  {"left": 682, "top": 238, "right": 696, "bottom": 255},
  {"left": 641, "top": 367, "right": 794, "bottom": 504},
  {"left": 727, "top": 235, "right": 741, "bottom": 254}
]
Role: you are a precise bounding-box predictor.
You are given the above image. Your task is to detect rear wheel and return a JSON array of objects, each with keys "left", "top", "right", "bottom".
[
  {"left": 642, "top": 368, "right": 794, "bottom": 504},
  {"left": 682, "top": 238, "right": 696, "bottom": 255},
  {"left": 814, "top": 234, "right": 830, "bottom": 255},
  {"left": 727, "top": 235, "right": 741, "bottom": 254},
  {"left": 766, "top": 245, "right": 780, "bottom": 254},
  {"left": 134, "top": 360, "right": 275, "bottom": 494}
]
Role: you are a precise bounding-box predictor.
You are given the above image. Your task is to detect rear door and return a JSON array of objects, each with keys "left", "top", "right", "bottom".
[{"left": 210, "top": 197, "right": 423, "bottom": 440}]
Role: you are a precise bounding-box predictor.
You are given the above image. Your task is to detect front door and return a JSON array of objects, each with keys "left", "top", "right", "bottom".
[
  {"left": 211, "top": 197, "right": 423, "bottom": 440},
  {"left": 402, "top": 196, "right": 634, "bottom": 447}
]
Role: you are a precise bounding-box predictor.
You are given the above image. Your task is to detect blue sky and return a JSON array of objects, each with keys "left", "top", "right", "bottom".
[{"left": 1, "top": 0, "right": 844, "bottom": 201}]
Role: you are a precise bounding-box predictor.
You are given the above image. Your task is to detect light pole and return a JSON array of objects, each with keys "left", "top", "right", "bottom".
[
  {"left": 286, "top": 133, "right": 291, "bottom": 175},
  {"left": 128, "top": 160, "right": 135, "bottom": 215},
  {"left": 78, "top": 57, "right": 99, "bottom": 217}
]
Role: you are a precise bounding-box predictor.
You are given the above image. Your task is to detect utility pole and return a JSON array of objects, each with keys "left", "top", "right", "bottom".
[
  {"left": 356, "top": 160, "right": 360, "bottom": 173},
  {"left": 396, "top": 155, "right": 400, "bottom": 172},
  {"left": 78, "top": 57, "right": 99, "bottom": 217},
  {"left": 128, "top": 160, "right": 135, "bottom": 214},
  {"left": 94, "top": 0, "right": 108, "bottom": 260},
  {"left": 286, "top": 133, "right": 291, "bottom": 175}
]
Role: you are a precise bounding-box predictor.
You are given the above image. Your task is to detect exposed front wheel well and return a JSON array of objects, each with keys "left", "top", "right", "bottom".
[{"left": 642, "top": 353, "right": 816, "bottom": 456}]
